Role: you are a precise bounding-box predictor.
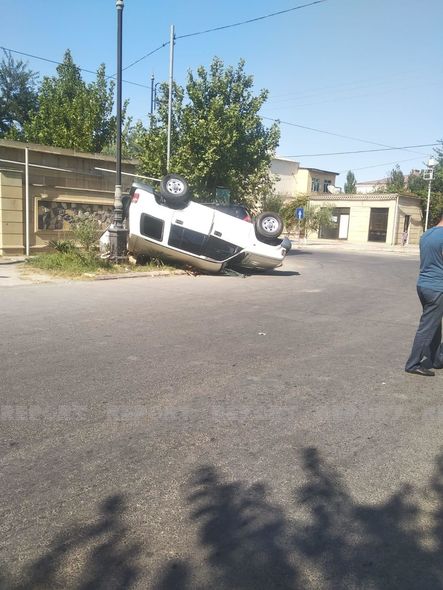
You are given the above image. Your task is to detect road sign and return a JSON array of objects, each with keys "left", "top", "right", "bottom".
[
  {"left": 295, "top": 207, "right": 304, "bottom": 220},
  {"left": 215, "top": 187, "right": 231, "bottom": 204}
]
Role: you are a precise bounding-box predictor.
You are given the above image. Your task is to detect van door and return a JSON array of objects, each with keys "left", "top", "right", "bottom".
[{"left": 168, "top": 202, "right": 215, "bottom": 255}]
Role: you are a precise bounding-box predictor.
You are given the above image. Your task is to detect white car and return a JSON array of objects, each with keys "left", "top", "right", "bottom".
[{"left": 102, "top": 174, "right": 291, "bottom": 273}]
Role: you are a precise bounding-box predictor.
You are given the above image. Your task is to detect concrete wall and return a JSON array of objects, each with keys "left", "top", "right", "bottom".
[
  {"left": 0, "top": 170, "right": 24, "bottom": 255},
  {"left": 271, "top": 158, "right": 299, "bottom": 199},
  {"left": 0, "top": 140, "right": 137, "bottom": 255},
  {"left": 397, "top": 196, "right": 423, "bottom": 245}
]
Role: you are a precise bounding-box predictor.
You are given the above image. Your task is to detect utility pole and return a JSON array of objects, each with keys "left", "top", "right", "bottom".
[
  {"left": 150, "top": 73, "right": 155, "bottom": 117},
  {"left": 108, "top": 0, "right": 128, "bottom": 260},
  {"left": 166, "top": 25, "right": 175, "bottom": 172},
  {"left": 424, "top": 157, "right": 438, "bottom": 231}
]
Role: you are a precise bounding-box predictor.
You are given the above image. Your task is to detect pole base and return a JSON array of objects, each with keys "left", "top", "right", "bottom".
[{"left": 108, "top": 226, "right": 128, "bottom": 262}]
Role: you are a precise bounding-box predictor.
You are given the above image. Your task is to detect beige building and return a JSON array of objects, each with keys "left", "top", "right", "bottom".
[
  {"left": 309, "top": 193, "right": 423, "bottom": 245},
  {"left": 271, "top": 158, "right": 340, "bottom": 199},
  {"left": 294, "top": 167, "right": 340, "bottom": 196},
  {"left": 0, "top": 139, "right": 138, "bottom": 255},
  {"left": 270, "top": 157, "right": 300, "bottom": 198}
]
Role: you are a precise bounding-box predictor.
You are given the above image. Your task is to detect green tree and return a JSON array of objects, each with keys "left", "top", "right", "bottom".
[
  {"left": 0, "top": 50, "right": 38, "bottom": 138},
  {"left": 280, "top": 197, "right": 334, "bottom": 239},
  {"left": 101, "top": 118, "right": 146, "bottom": 160},
  {"left": 138, "top": 58, "right": 280, "bottom": 207},
  {"left": 23, "top": 50, "right": 117, "bottom": 152},
  {"left": 344, "top": 170, "right": 356, "bottom": 193},
  {"left": 260, "top": 194, "right": 284, "bottom": 214},
  {"left": 405, "top": 145, "right": 443, "bottom": 228},
  {"left": 386, "top": 164, "right": 405, "bottom": 192}
]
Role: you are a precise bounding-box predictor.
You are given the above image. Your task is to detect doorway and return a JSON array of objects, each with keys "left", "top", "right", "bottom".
[
  {"left": 319, "top": 207, "right": 350, "bottom": 240},
  {"left": 368, "top": 208, "right": 389, "bottom": 242}
]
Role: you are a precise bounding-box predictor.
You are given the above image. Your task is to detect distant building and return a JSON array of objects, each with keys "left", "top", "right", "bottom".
[
  {"left": 356, "top": 178, "right": 388, "bottom": 194},
  {"left": 271, "top": 157, "right": 339, "bottom": 200},
  {"left": 356, "top": 170, "right": 422, "bottom": 194},
  {"left": 309, "top": 192, "right": 423, "bottom": 245}
]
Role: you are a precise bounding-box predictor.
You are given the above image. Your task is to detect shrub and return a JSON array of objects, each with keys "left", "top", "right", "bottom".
[
  {"left": 48, "top": 239, "right": 77, "bottom": 253},
  {"left": 260, "top": 194, "right": 284, "bottom": 214},
  {"left": 71, "top": 217, "right": 101, "bottom": 252}
]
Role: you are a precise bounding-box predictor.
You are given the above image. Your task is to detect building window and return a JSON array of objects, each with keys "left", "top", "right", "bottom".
[
  {"left": 323, "top": 180, "right": 332, "bottom": 193},
  {"left": 311, "top": 178, "right": 320, "bottom": 192}
]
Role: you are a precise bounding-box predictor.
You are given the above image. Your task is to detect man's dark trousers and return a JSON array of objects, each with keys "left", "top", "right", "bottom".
[{"left": 406, "top": 287, "right": 443, "bottom": 371}]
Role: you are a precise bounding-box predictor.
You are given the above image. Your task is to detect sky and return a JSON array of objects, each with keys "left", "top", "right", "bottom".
[{"left": 1, "top": 0, "right": 442, "bottom": 187}]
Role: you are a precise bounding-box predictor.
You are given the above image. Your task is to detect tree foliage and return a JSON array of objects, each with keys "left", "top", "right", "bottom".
[
  {"left": 138, "top": 58, "right": 280, "bottom": 207},
  {"left": 344, "top": 170, "right": 356, "bottom": 194},
  {"left": 23, "top": 50, "right": 117, "bottom": 152},
  {"left": 0, "top": 50, "right": 38, "bottom": 138},
  {"left": 280, "top": 197, "right": 335, "bottom": 238},
  {"left": 386, "top": 164, "right": 405, "bottom": 192},
  {"left": 406, "top": 143, "right": 443, "bottom": 227}
]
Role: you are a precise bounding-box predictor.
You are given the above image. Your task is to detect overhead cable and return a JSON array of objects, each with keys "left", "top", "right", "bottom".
[
  {"left": 338, "top": 157, "right": 424, "bottom": 174},
  {"left": 120, "top": 42, "right": 170, "bottom": 74},
  {"left": 0, "top": 46, "right": 149, "bottom": 89},
  {"left": 263, "top": 116, "right": 429, "bottom": 156},
  {"left": 282, "top": 144, "right": 439, "bottom": 157},
  {"left": 176, "top": 0, "right": 327, "bottom": 40},
  {"left": 122, "top": 0, "right": 328, "bottom": 72}
]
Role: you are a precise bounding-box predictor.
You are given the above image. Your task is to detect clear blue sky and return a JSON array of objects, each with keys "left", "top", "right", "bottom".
[{"left": 2, "top": 0, "right": 442, "bottom": 186}]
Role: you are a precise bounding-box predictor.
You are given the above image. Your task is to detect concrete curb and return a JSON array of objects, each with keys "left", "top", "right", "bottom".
[{"left": 93, "top": 269, "right": 187, "bottom": 281}]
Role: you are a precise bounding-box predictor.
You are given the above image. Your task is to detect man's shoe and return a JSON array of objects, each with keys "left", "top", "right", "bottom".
[
  {"left": 433, "top": 363, "right": 443, "bottom": 369},
  {"left": 406, "top": 366, "right": 435, "bottom": 376}
]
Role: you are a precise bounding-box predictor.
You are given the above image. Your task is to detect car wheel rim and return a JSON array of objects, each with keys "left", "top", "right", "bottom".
[
  {"left": 261, "top": 216, "right": 278, "bottom": 233},
  {"left": 166, "top": 179, "right": 185, "bottom": 195}
]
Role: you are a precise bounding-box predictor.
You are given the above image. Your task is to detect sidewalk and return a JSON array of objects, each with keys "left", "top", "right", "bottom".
[
  {"left": 290, "top": 238, "right": 419, "bottom": 255},
  {"left": 0, "top": 256, "right": 186, "bottom": 286},
  {"left": 0, "top": 257, "right": 59, "bottom": 286}
]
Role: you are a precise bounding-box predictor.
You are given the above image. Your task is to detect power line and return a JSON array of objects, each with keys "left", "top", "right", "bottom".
[
  {"left": 176, "top": 0, "right": 327, "bottom": 40},
  {"left": 338, "top": 156, "right": 423, "bottom": 174},
  {"left": 121, "top": 42, "right": 170, "bottom": 74},
  {"left": 282, "top": 144, "right": 439, "bottom": 157},
  {"left": 263, "top": 116, "right": 429, "bottom": 156},
  {"left": 122, "top": 0, "right": 328, "bottom": 72},
  {"left": 0, "top": 46, "right": 149, "bottom": 89}
]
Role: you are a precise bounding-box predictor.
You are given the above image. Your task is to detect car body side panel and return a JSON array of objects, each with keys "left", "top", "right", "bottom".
[
  {"left": 128, "top": 235, "right": 224, "bottom": 273},
  {"left": 170, "top": 202, "right": 214, "bottom": 235},
  {"left": 211, "top": 210, "right": 254, "bottom": 247}
]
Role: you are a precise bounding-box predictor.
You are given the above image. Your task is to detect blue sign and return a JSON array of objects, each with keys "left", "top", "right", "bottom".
[{"left": 295, "top": 207, "right": 304, "bottom": 220}]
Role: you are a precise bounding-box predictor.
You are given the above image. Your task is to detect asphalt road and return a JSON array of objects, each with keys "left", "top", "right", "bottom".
[{"left": 1, "top": 248, "right": 442, "bottom": 590}]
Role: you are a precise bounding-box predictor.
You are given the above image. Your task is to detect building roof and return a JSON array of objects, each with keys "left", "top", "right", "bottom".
[
  {"left": 356, "top": 178, "right": 388, "bottom": 186},
  {"left": 309, "top": 192, "right": 421, "bottom": 202},
  {"left": 0, "top": 138, "right": 137, "bottom": 165},
  {"left": 273, "top": 155, "right": 299, "bottom": 163},
  {"left": 298, "top": 167, "right": 339, "bottom": 176}
]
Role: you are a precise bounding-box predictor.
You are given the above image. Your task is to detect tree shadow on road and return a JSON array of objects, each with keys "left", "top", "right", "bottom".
[
  {"left": 2, "top": 449, "right": 443, "bottom": 590},
  {"left": 0, "top": 494, "right": 141, "bottom": 590},
  {"left": 293, "top": 447, "right": 443, "bottom": 589},
  {"left": 154, "top": 448, "right": 443, "bottom": 590}
]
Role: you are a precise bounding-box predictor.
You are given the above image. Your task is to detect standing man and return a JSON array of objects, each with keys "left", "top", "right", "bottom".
[{"left": 405, "top": 210, "right": 443, "bottom": 376}]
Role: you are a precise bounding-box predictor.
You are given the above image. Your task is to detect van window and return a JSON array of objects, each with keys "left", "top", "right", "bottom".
[{"left": 140, "top": 214, "right": 164, "bottom": 241}]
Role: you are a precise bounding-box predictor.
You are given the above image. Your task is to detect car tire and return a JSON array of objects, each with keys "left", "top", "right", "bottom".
[
  {"left": 159, "top": 174, "right": 190, "bottom": 208},
  {"left": 255, "top": 212, "right": 284, "bottom": 240}
]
